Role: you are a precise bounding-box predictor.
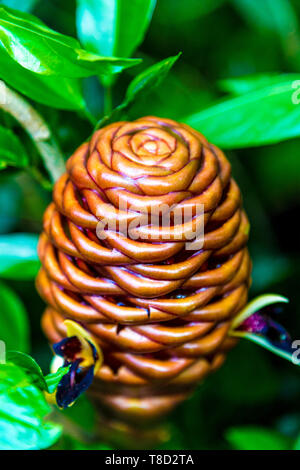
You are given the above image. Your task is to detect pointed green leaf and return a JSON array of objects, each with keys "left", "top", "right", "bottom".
[
  {"left": 45, "top": 366, "right": 70, "bottom": 394},
  {"left": 0, "top": 6, "right": 140, "bottom": 78},
  {"left": 7, "top": 351, "right": 70, "bottom": 394},
  {"left": 184, "top": 77, "right": 300, "bottom": 148},
  {"left": 97, "top": 54, "right": 181, "bottom": 128},
  {"left": 7, "top": 351, "right": 47, "bottom": 391},
  {"left": 126, "top": 53, "right": 181, "bottom": 99}
]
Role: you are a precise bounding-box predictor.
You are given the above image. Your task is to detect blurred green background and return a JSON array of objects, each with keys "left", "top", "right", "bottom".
[{"left": 0, "top": 0, "right": 300, "bottom": 450}]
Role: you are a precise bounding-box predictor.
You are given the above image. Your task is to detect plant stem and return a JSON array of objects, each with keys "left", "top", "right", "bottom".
[
  {"left": 0, "top": 80, "right": 65, "bottom": 183},
  {"left": 104, "top": 86, "right": 112, "bottom": 115}
]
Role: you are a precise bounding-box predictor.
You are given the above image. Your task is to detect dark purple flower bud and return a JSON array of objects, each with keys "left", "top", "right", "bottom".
[
  {"left": 238, "top": 312, "right": 268, "bottom": 335},
  {"left": 51, "top": 320, "right": 103, "bottom": 408},
  {"left": 53, "top": 336, "right": 81, "bottom": 363},
  {"left": 238, "top": 311, "right": 292, "bottom": 352},
  {"left": 56, "top": 359, "right": 95, "bottom": 409}
]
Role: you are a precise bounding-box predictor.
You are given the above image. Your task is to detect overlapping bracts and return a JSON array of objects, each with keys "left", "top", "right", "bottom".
[{"left": 37, "top": 116, "right": 251, "bottom": 426}]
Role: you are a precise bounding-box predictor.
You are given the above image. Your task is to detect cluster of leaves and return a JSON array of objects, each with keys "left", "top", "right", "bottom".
[
  {"left": 0, "top": 352, "right": 69, "bottom": 450},
  {"left": 0, "top": 0, "right": 300, "bottom": 451},
  {"left": 0, "top": 1, "right": 180, "bottom": 182}
]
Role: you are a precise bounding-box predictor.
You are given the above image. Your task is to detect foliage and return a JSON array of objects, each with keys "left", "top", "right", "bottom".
[
  {"left": 0, "top": 0, "right": 299, "bottom": 451},
  {"left": 0, "top": 362, "right": 61, "bottom": 450},
  {"left": 76, "top": 0, "right": 156, "bottom": 67},
  {"left": 97, "top": 53, "right": 181, "bottom": 127},
  {"left": 6, "top": 351, "right": 70, "bottom": 393},
  {"left": 184, "top": 75, "right": 300, "bottom": 148}
]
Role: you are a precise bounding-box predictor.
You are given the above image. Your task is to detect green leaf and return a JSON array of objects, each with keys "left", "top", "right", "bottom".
[
  {"left": 126, "top": 58, "right": 215, "bottom": 122},
  {"left": 219, "top": 73, "right": 300, "bottom": 95},
  {"left": 0, "top": 280, "right": 29, "bottom": 352},
  {"left": 0, "top": 6, "right": 140, "bottom": 78},
  {"left": 226, "top": 426, "right": 291, "bottom": 450},
  {"left": 184, "top": 76, "right": 300, "bottom": 148},
  {"left": 126, "top": 53, "right": 181, "bottom": 99},
  {"left": 7, "top": 351, "right": 69, "bottom": 394},
  {"left": 0, "top": 233, "right": 40, "bottom": 279},
  {"left": 97, "top": 54, "right": 180, "bottom": 128},
  {"left": 0, "top": 52, "right": 85, "bottom": 110},
  {"left": 0, "top": 125, "right": 28, "bottom": 169},
  {"left": 231, "top": 294, "right": 289, "bottom": 329},
  {"left": 231, "top": 0, "right": 298, "bottom": 39},
  {"left": 7, "top": 351, "right": 47, "bottom": 391},
  {"left": 45, "top": 366, "right": 70, "bottom": 394},
  {"left": 76, "top": 0, "right": 156, "bottom": 59},
  {"left": 0, "top": 362, "right": 61, "bottom": 449},
  {"left": 76, "top": 48, "right": 141, "bottom": 78}
]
